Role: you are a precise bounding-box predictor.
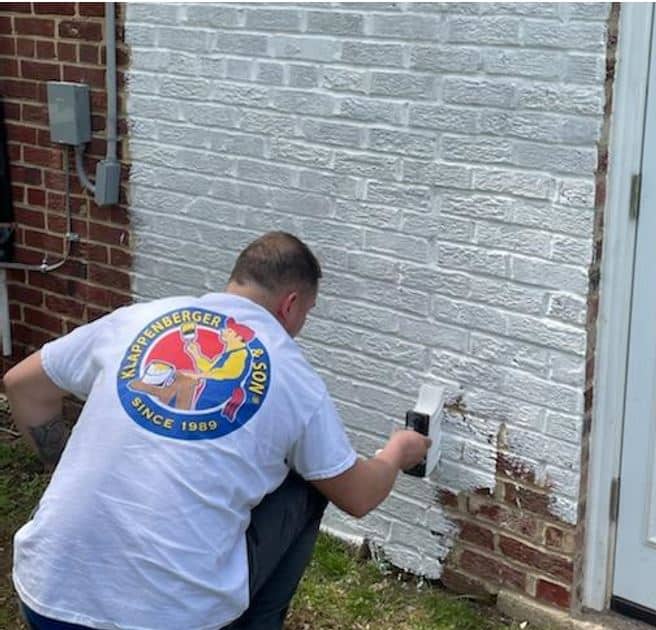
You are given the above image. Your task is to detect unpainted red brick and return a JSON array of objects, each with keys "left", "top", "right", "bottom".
[
  {"left": 459, "top": 549, "right": 526, "bottom": 591},
  {"left": 79, "top": 3, "right": 105, "bottom": 17},
  {"left": 0, "top": 3, "right": 32, "bottom": 13},
  {"left": 44, "top": 294, "right": 85, "bottom": 320},
  {"left": 34, "top": 3, "right": 76, "bottom": 15},
  {"left": 498, "top": 536, "right": 574, "bottom": 583},
  {"left": 59, "top": 20, "right": 102, "bottom": 41},
  {"left": 536, "top": 579, "right": 571, "bottom": 609},
  {"left": 23, "top": 145, "right": 61, "bottom": 169},
  {"left": 3, "top": 78, "right": 39, "bottom": 99},
  {"left": 16, "top": 37, "right": 35, "bottom": 57},
  {"left": 6, "top": 122, "right": 37, "bottom": 144},
  {"left": 11, "top": 165, "right": 42, "bottom": 186},
  {"left": 56, "top": 42, "right": 76, "bottom": 62},
  {"left": 88, "top": 264, "right": 130, "bottom": 292},
  {"left": 21, "top": 59, "right": 60, "bottom": 81},
  {"left": 23, "top": 306, "right": 64, "bottom": 334},
  {"left": 14, "top": 17, "right": 54, "bottom": 37},
  {"left": 35, "top": 39, "right": 56, "bottom": 60},
  {"left": 0, "top": 36, "right": 16, "bottom": 55}
]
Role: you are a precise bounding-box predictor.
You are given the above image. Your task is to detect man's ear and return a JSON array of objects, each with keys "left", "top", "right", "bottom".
[{"left": 276, "top": 291, "right": 298, "bottom": 320}]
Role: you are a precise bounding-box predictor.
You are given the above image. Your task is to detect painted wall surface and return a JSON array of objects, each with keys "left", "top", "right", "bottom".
[{"left": 124, "top": 3, "right": 610, "bottom": 579}]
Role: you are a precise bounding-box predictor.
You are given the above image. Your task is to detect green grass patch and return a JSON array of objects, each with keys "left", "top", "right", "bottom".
[{"left": 287, "top": 534, "right": 524, "bottom": 630}]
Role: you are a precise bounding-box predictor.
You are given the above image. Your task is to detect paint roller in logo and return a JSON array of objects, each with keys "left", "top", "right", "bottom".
[{"left": 404, "top": 384, "right": 445, "bottom": 478}]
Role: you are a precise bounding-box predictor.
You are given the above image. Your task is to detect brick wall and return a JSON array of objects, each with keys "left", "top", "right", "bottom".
[
  {"left": 0, "top": 2, "right": 131, "bottom": 374},
  {"left": 0, "top": 0, "right": 616, "bottom": 614},
  {"left": 123, "top": 1, "right": 614, "bottom": 611}
]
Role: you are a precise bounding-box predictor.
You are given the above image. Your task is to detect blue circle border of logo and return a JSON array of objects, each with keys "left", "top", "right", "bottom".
[{"left": 116, "top": 307, "right": 271, "bottom": 440}]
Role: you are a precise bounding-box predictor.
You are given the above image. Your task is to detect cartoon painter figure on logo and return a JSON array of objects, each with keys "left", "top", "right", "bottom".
[{"left": 128, "top": 316, "right": 255, "bottom": 422}]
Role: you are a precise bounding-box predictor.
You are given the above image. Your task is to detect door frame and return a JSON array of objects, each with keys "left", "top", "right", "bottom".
[{"left": 583, "top": 3, "right": 654, "bottom": 611}]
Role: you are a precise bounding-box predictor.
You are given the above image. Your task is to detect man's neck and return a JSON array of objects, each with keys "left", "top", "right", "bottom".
[{"left": 225, "top": 281, "right": 277, "bottom": 317}]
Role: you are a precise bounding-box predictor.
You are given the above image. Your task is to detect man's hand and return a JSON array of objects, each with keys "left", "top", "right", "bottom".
[
  {"left": 377, "top": 429, "right": 432, "bottom": 471},
  {"left": 311, "top": 429, "right": 432, "bottom": 519}
]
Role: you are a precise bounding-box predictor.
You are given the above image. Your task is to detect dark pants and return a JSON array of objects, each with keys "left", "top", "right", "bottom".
[{"left": 20, "top": 471, "right": 327, "bottom": 630}]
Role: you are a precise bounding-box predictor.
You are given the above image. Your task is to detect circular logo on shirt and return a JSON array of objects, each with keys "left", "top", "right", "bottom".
[{"left": 116, "top": 308, "right": 271, "bottom": 440}]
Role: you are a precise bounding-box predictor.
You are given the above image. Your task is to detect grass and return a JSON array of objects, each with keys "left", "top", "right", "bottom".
[
  {"left": 0, "top": 409, "right": 524, "bottom": 630},
  {"left": 286, "top": 534, "right": 523, "bottom": 630}
]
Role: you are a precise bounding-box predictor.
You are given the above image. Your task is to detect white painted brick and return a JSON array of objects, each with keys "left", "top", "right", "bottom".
[
  {"left": 399, "top": 318, "right": 468, "bottom": 353},
  {"left": 130, "top": 95, "right": 181, "bottom": 122},
  {"left": 366, "top": 181, "right": 431, "bottom": 211},
  {"left": 160, "top": 76, "right": 211, "bottom": 100},
  {"left": 547, "top": 292, "right": 587, "bottom": 326},
  {"left": 338, "top": 96, "right": 403, "bottom": 124},
  {"left": 321, "top": 67, "right": 368, "bottom": 93},
  {"left": 271, "top": 35, "right": 340, "bottom": 62},
  {"left": 244, "top": 8, "right": 302, "bottom": 32},
  {"left": 473, "top": 167, "right": 556, "bottom": 200},
  {"left": 442, "top": 193, "right": 514, "bottom": 222},
  {"left": 270, "top": 187, "right": 333, "bottom": 217},
  {"left": 208, "top": 178, "right": 270, "bottom": 208},
  {"left": 124, "top": 23, "right": 158, "bottom": 47},
  {"left": 503, "top": 371, "right": 582, "bottom": 415},
  {"left": 444, "top": 77, "right": 515, "bottom": 108},
  {"left": 370, "top": 71, "right": 434, "bottom": 99},
  {"left": 513, "top": 202, "right": 595, "bottom": 238},
  {"left": 211, "top": 31, "right": 269, "bottom": 56},
  {"left": 518, "top": 83, "right": 605, "bottom": 116},
  {"left": 255, "top": 61, "right": 284, "bottom": 85},
  {"left": 335, "top": 200, "right": 400, "bottom": 230},
  {"left": 238, "top": 110, "right": 296, "bottom": 137},
  {"left": 272, "top": 89, "right": 336, "bottom": 115},
  {"left": 334, "top": 150, "right": 400, "bottom": 180},
  {"left": 545, "top": 411, "right": 583, "bottom": 445},
  {"left": 545, "top": 465, "right": 580, "bottom": 499},
  {"left": 403, "top": 160, "right": 471, "bottom": 188},
  {"left": 298, "top": 170, "right": 360, "bottom": 199},
  {"left": 300, "top": 119, "right": 362, "bottom": 147},
  {"left": 469, "top": 276, "right": 546, "bottom": 317},
  {"left": 448, "top": 16, "right": 520, "bottom": 45},
  {"left": 511, "top": 254, "right": 588, "bottom": 293},
  {"left": 369, "top": 13, "right": 442, "bottom": 40},
  {"left": 479, "top": 3, "right": 559, "bottom": 17},
  {"left": 506, "top": 313, "right": 586, "bottom": 356},
  {"left": 513, "top": 141, "right": 597, "bottom": 175},
  {"left": 479, "top": 110, "right": 560, "bottom": 143},
  {"left": 524, "top": 19, "right": 607, "bottom": 52},
  {"left": 470, "top": 332, "right": 549, "bottom": 375},
  {"left": 565, "top": 53, "right": 606, "bottom": 86},
  {"left": 236, "top": 158, "right": 297, "bottom": 187},
  {"left": 322, "top": 296, "right": 399, "bottom": 333},
  {"left": 410, "top": 45, "right": 481, "bottom": 73},
  {"left": 557, "top": 178, "right": 596, "bottom": 209},
  {"left": 129, "top": 3, "right": 181, "bottom": 24},
  {"left": 365, "top": 229, "right": 429, "bottom": 263},
  {"left": 288, "top": 64, "right": 319, "bottom": 88},
  {"left": 209, "top": 82, "right": 269, "bottom": 107},
  {"left": 306, "top": 10, "right": 364, "bottom": 36},
  {"left": 340, "top": 40, "right": 404, "bottom": 67},
  {"left": 474, "top": 222, "right": 552, "bottom": 259},
  {"left": 409, "top": 104, "right": 478, "bottom": 133},
  {"left": 400, "top": 263, "right": 471, "bottom": 297},
  {"left": 442, "top": 134, "right": 513, "bottom": 164},
  {"left": 180, "top": 102, "right": 239, "bottom": 129},
  {"left": 368, "top": 128, "right": 435, "bottom": 159},
  {"left": 483, "top": 48, "right": 563, "bottom": 80},
  {"left": 347, "top": 251, "right": 400, "bottom": 282},
  {"left": 433, "top": 350, "right": 505, "bottom": 393},
  {"left": 551, "top": 234, "right": 593, "bottom": 266},
  {"left": 549, "top": 351, "right": 586, "bottom": 388},
  {"left": 564, "top": 3, "right": 611, "bottom": 20},
  {"left": 272, "top": 138, "right": 332, "bottom": 168},
  {"left": 466, "top": 389, "right": 546, "bottom": 431},
  {"left": 437, "top": 242, "right": 508, "bottom": 277},
  {"left": 184, "top": 5, "right": 241, "bottom": 28},
  {"left": 432, "top": 296, "right": 507, "bottom": 336}
]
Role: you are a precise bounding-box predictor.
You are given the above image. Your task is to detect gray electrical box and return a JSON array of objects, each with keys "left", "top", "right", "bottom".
[{"left": 47, "top": 82, "right": 91, "bottom": 145}]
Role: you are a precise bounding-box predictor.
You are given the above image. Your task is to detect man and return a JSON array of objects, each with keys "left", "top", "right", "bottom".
[{"left": 5, "top": 232, "right": 430, "bottom": 630}]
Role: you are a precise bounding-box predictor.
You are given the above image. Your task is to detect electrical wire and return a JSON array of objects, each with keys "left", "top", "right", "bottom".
[{"left": 0, "top": 146, "right": 77, "bottom": 272}]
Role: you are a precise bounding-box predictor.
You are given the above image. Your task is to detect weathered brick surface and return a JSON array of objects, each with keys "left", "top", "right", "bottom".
[{"left": 0, "top": 3, "right": 132, "bottom": 374}]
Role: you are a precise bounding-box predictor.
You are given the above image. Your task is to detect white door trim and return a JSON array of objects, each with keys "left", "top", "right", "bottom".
[{"left": 583, "top": 3, "right": 654, "bottom": 611}]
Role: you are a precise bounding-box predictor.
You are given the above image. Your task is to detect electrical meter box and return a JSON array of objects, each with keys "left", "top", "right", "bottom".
[{"left": 47, "top": 82, "right": 91, "bottom": 145}]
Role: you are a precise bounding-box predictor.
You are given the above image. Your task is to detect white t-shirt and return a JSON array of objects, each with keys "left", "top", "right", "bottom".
[{"left": 13, "top": 293, "right": 357, "bottom": 630}]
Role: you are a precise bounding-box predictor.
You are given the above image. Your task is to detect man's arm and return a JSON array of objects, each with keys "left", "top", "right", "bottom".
[
  {"left": 311, "top": 430, "right": 430, "bottom": 518},
  {"left": 3, "top": 351, "right": 70, "bottom": 471}
]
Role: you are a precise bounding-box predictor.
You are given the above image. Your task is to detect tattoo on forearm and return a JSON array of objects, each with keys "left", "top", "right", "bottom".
[{"left": 28, "top": 415, "right": 70, "bottom": 469}]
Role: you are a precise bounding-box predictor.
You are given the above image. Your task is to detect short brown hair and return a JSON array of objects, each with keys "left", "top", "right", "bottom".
[{"left": 229, "top": 232, "right": 322, "bottom": 293}]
